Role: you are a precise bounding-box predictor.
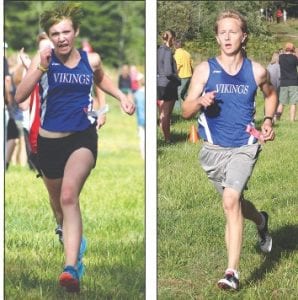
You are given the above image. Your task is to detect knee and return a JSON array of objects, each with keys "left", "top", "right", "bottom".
[
  {"left": 222, "top": 194, "right": 240, "bottom": 213},
  {"left": 60, "top": 187, "right": 76, "bottom": 206}
]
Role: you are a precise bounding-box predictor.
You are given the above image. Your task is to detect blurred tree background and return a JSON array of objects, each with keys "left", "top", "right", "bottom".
[
  {"left": 157, "top": 0, "right": 298, "bottom": 65},
  {"left": 4, "top": 1, "right": 145, "bottom": 68}
]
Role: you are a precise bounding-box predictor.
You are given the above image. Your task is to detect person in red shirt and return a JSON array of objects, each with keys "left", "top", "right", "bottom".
[{"left": 276, "top": 7, "right": 283, "bottom": 23}]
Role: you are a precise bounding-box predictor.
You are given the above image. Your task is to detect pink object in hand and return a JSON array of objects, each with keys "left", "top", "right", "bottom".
[{"left": 246, "top": 124, "right": 264, "bottom": 142}]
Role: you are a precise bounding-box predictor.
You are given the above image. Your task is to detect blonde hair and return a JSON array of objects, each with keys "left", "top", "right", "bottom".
[{"left": 214, "top": 10, "right": 248, "bottom": 34}]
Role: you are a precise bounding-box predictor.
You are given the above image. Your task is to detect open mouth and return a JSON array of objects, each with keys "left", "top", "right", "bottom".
[{"left": 58, "top": 44, "right": 69, "bottom": 49}]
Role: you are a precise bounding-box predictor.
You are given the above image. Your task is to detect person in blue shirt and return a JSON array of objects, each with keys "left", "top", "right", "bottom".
[
  {"left": 182, "top": 10, "right": 277, "bottom": 291},
  {"left": 133, "top": 72, "right": 145, "bottom": 159},
  {"left": 15, "top": 2, "right": 135, "bottom": 293}
]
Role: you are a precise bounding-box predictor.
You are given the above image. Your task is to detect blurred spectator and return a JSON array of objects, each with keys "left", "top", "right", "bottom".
[
  {"left": 6, "top": 52, "right": 27, "bottom": 169},
  {"left": 130, "top": 65, "right": 140, "bottom": 93},
  {"left": 157, "top": 29, "right": 178, "bottom": 143},
  {"left": 283, "top": 9, "right": 287, "bottom": 23},
  {"left": 133, "top": 72, "right": 145, "bottom": 159},
  {"left": 267, "top": 52, "right": 281, "bottom": 121},
  {"left": 79, "top": 37, "right": 107, "bottom": 128},
  {"left": 81, "top": 38, "right": 93, "bottom": 53},
  {"left": 174, "top": 39, "right": 193, "bottom": 103},
  {"left": 18, "top": 33, "right": 54, "bottom": 171},
  {"left": 118, "top": 64, "right": 133, "bottom": 102},
  {"left": 278, "top": 42, "right": 298, "bottom": 121},
  {"left": 276, "top": 7, "right": 283, "bottom": 23},
  {"left": 267, "top": 7, "right": 274, "bottom": 23},
  {"left": 4, "top": 43, "right": 12, "bottom": 134},
  {"left": 4, "top": 43, "right": 16, "bottom": 169}
]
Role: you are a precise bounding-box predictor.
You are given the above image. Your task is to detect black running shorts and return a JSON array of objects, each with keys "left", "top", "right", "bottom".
[
  {"left": 157, "top": 84, "right": 178, "bottom": 101},
  {"left": 7, "top": 118, "right": 20, "bottom": 140},
  {"left": 37, "top": 126, "right": 98, "bottom": 179}
]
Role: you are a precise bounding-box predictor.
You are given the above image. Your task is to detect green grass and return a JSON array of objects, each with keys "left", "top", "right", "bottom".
[
  {"left": 157, "top": 94, "right": 298, "bottom": 299},
  {"left": 268, "top": 19, "right": 298, "bottom": 46},
  {"left": 5, "top": 96, "right": 145, "bottom": 299}
]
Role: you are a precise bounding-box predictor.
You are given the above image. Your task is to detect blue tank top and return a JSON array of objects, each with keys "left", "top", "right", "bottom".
[
  {"left": 39, "top": 49, "right": 96, "bottom": 132},
  {"left": 198, "top": 57, "right": 258, "bottom": 147}
]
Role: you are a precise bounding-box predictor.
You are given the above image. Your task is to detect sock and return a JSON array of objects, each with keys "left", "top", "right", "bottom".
[{"left": 257, "top": 212, "right": 265, "bottom": 230}]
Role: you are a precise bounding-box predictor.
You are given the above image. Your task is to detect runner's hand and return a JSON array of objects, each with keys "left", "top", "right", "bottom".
[
  {"left": 97, "top": 114, "right": 106, "bottom": 129},
  {"left": 120, "top": 97, "right": 135, "bottom": 115},
  {"left": 262, "top": 121, "right": 275, "bottom": 141},
  {"left": 39, "top": 46, "right": 52, "bottom": 68},
  {"left": 198, "top": 91, "right": 216, "bottom": 108}
]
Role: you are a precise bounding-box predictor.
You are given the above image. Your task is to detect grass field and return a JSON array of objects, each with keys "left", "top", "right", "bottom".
[
  {"left": 5, "top": 96, "right": 145, "bottom": 299},
  {"left": 269, "top": 18, "right": 298, "bottom": 46},
  {"left": 157, "top": 94, "right": 298, "bottom": 299}
]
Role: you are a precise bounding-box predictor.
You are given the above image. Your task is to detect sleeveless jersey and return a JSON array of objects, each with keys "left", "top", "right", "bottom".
[
  {"left": 39, "top": 49, "right": 96, "bottom": 132},
  {"left": 198, "top": 57, "right": 258, "bottom": 147}
]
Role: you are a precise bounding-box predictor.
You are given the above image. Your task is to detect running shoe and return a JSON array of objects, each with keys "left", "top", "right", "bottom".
[
  {"left": 77, "top": 260, "right": 85, "bottom": 280},
  {"left": 59, "top": 265, "right": 80, "bottom": 293},
  {"left": 55, "top": 225, "right": 63, "bottom": 244},
  {"left": 79, "top": 237, "right": 87, "bottom": 260},
  {"left": 257, "top": 211, "right": 272, "bottom": 253},
  {"left": 77, "top": 237, "right": 87, "bottom": 279},
  {"left": 218, "top": 269, "right": 239, "bottom": 290}
]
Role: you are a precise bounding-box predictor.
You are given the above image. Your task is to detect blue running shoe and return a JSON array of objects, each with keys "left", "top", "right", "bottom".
[
  {"left": 59, "top": 265, "right": 80, "bottom": 293},
  {"left": 77, "top": 237, "right": 87, "bottom": 279},
  {"left": 79, "top": 237, "right": 87, "bottom": 261},
  {"left": 77, "top": 259, "right": 85, "bottom": 280}
]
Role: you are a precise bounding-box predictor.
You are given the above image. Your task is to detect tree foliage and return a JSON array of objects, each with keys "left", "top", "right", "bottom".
[
  {"left": 157, "top": 1, "right": 269, "bottom": 43},
  {"left": 4, "top": 1, "right": 144, "bottom": 67},
  {"left": 157, "top": 0, "right": 297, "bottom": 64}
]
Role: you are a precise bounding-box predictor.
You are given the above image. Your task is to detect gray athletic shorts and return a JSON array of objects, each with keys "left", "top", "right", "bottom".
[
  {"left": 199, "top": 142, "right": 261, "bottom": 195},
  {"left": 279, "top": 86, "right": 298, "bottom": 104}
]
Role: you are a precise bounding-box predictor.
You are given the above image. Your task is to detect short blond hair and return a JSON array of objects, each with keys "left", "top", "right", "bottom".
[{"left": 214, "top": 10, "right": 248, "bottom": 34}]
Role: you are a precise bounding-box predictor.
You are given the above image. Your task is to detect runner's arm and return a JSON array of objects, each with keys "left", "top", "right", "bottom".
[
  {"left": 254, "top": 62, "right": 277, "bottom": 141},
  {"left": 15, "top": 46, "right": 52, "bottom": 103},
  {"left": 182, "top": 61, "right": 214, "bottom": 119},
  {"left": 90, "top": 52, "right": 135, "bottom": 115}
]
